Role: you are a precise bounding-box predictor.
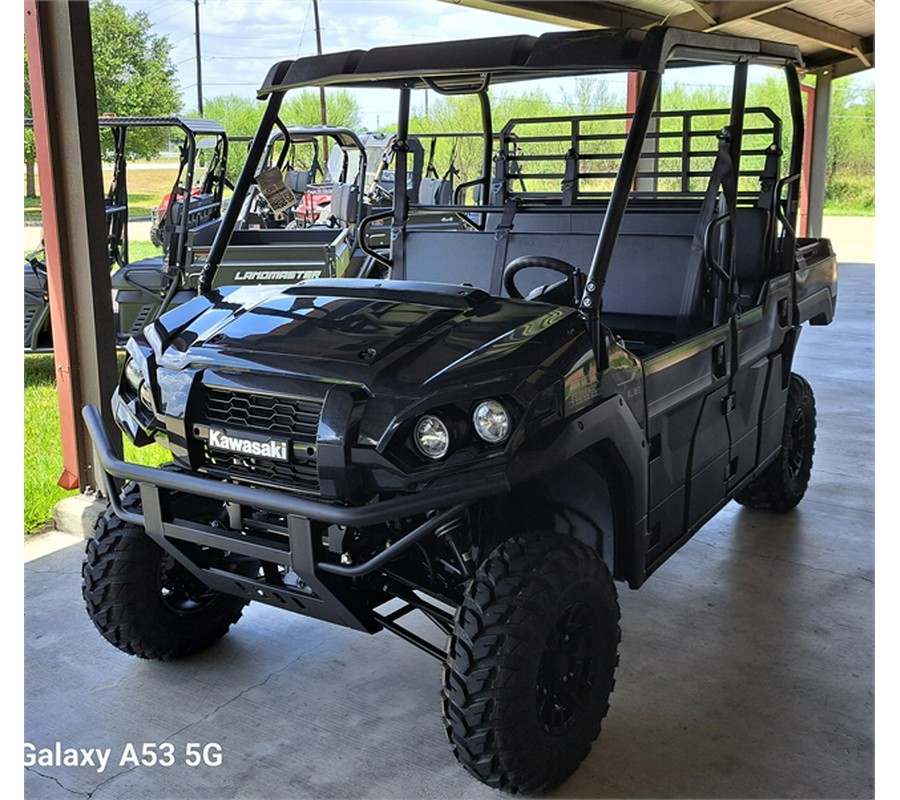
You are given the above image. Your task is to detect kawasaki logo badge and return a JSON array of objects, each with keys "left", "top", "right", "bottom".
[{"left": 208, "top": 428, "right": 289, "bottom": 461}]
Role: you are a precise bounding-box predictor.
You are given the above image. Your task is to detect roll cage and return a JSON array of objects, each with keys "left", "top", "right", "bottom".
[{"left": 201, "top": 27, "right": 805, "bottom": 359}]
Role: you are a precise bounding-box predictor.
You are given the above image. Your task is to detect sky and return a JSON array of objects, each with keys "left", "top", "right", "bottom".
[
  {"left": 118, "top": 0, "right": 877, "bottom": 130},
  {"left": 118, "top": 0, "right": 573, "bottom": 128}
]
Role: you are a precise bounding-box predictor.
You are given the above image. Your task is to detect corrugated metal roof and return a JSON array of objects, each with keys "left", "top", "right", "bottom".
[{"left": 445, "top": 0, "right": 874, "bottom": 78}]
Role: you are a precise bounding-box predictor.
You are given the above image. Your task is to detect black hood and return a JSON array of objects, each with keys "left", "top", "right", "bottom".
[{"left": 151, "top": 279, "right": 581, "bottom": 391}]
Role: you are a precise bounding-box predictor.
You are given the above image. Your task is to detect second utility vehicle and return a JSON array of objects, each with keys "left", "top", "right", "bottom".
[{"left": 24, "top": 116, "right": 230, "bottom": 351}]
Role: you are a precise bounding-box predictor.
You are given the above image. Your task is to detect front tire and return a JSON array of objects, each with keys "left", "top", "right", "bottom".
[
  {"left": 82, "top": 484, "right": 251, "bottom": 660},
  {"left": 442, "top": 533, "right": 620, "bottom": 794},
  {"left": 735, "top": 372, "right": 816, "bottom": 511}
]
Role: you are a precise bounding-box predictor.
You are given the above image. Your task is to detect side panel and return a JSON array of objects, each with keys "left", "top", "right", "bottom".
[
  {"left": 795, "top": 242, "right": 838, "bottom": 325},
  {"left": 188, "top": 227, "right": 351, "bottom": 284},
  {"left": 642, "top": 325, "right": 730, "bottom": 572},
  {"left": 727, "top": 274, "right": 793, "bottom": 488}
]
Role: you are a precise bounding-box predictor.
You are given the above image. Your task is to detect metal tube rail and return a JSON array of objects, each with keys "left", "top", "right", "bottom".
[
  {"left": 580, "top": 71, "right": 662, "bottom": 313},
  {"left": 83, "top": 404, "right": 510, "bottom": 528},
  {"left": 198, "top": 88, "right": 286, "bottom": 294},
  {"left": 316, "top": 504, "right": 466, "bottom": 577}
]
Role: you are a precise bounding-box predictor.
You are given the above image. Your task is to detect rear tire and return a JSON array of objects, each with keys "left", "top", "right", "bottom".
[
  {"left": 442, "top": 533, "right": 620, "bottom": 794},
  {"left": 82, "top": 484, "right": 250, "bottom": 660},
  {"left": 735, "top": 372, "right": 816, "bottom": 511}
]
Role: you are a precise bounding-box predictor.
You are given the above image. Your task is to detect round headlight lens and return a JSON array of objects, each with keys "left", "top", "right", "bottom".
[
  {"left": 472, "top": 400, "right": 510, "bottom": 444},
  {"left": 138, "top": 381, "right": 155, "bottom": 410},
  {"left": 414, "top": 414, "right": 450, "bottom": 460},
  {"left": 123, "top": 359, "right": 143, "bottom": 392}
]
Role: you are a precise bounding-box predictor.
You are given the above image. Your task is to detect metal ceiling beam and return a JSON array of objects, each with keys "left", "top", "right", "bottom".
[
  {"left": 438, "top": 0, "right": 658, "bottom": 30},
  {"left": 658, "top": 3, "right": 871, "bottom": 68},
  {"left": 661, "top": 2, "right": 797, "bottom": 32},
  {"left": 755, "top": 9, "right": 871, "bottom": 63},
  {"left": 679, "top": 1, "right": 716, "bottom": 26},
  {"left": 451, "top": 0, "right": 873, "bottom": 73},
  {"left": 807, "top": 44, "right": 874, "bottom": 78},
  {"left": 675, "top": 4, "right": 874, "bottom": 71}
]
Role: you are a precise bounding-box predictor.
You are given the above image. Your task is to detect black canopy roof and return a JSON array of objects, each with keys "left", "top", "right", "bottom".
[
  {"left": 257, "top": 26, "right": 803, "bottom": 98},
  {"left": 25, "top": 116, "right": 227, "bottom": 137},
  {"left": 268, "top": 125, "right": 369, "bottom": 151}
]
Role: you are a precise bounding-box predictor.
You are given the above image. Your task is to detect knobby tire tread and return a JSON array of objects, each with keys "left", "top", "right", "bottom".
[
  {"left": 441, "top": 533, "right": 620, "bottom": 794},
  {"left": 735, "top": 373, "right": 816, "bottom": 512},
  {"left": 82, "top": 483, "right": 246, "bottom": 661}
]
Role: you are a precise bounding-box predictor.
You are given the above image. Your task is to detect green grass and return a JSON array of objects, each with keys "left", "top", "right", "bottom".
[
  {"left": 25, "top": 163, "right": 177, "bottom": 225},
  {"left": 822, "top": 205, "right": 876, "bottom": 217},
  {"left": 24, "top": 352, "right": 172, "bottom": 534},
  {"left": 126, "top": 240, "right": 164, "bottom": 262},
  {"left": 25, "top": 196, "right": 42, "bottom": 223}
]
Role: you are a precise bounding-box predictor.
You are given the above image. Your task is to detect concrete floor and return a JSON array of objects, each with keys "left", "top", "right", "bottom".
[{"left": 23, "top": 264, "right": 874, "bottom": 799}]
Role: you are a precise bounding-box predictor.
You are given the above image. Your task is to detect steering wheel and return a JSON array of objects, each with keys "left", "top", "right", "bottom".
[
  {"left": 369, "top": 182, "right": 393, "bottom": 204},
  {"left": 502, "top": 255, "right": 581, "bottom": 302}
]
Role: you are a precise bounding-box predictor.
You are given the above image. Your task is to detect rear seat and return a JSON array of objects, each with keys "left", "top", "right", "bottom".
[
  {"left": 284, "top": 169, "right": 311, "bottom": 195},
  {"left": 330, "top": 181, "right": 360, "bottom": 226},
  {"left": 403, "top": 207, "right": 708, "bottom": 347},
  {"left": 417, "top": 177, "right": 453, "bottom": 205}
]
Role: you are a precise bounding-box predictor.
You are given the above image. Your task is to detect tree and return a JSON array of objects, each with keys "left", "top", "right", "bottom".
[
  {"left": 89, "top": 0, "right": 182, "bottom": 160},
  {"left": 561, "top": 77, "right": 622, "bottom": 115},
  {"left": 282, "top": 90, "right": 363, "bottom": 132},
  {"left": 24, "top": 45, "right": 36, "bottom": 198},
  {"left": 826, "top": 77, "right": 875, "bottom": 179},
  {"left": 408, "top": 88, "right": 563, "bottom": 185},
  {"left": 202, "top": 91, "right": 364, "bottom": 181},
  {"left": 203, "top": 90, "right": 363, "bottom": 139},
  {"left": 24, "top": 0, "right": 181, "bottom": 193},
  {"left": 201, "top": 95, "right": 266, "bottom": 140}
]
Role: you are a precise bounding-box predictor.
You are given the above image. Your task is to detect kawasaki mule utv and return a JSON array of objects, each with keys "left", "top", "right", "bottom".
[{"left": 82, "top": 26, "right": 837, "bottom": 793}]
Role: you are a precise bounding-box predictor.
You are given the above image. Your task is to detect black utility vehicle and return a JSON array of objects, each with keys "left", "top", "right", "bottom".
[{"left": 82, "top": 27, "right": 837, "bottom": 793}]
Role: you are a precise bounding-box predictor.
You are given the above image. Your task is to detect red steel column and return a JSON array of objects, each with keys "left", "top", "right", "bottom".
[
  {"left": 799, "top": 82, "right": 815, "bottom": 238},
  {"left": 626, "top": 71, "right": 640, "bottom": 129},
  {"left": 24, "top": 0, "right": 120, "bottom": 492}
]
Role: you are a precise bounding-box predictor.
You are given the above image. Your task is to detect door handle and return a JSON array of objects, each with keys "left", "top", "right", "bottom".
[{"left": 712, "top": 342, "right": 727, "bottom": 379}]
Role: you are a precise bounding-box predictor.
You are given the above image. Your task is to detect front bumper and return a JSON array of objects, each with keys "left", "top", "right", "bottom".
[{"left": 83, "top": 404, "right": 509, "bottom": 630}]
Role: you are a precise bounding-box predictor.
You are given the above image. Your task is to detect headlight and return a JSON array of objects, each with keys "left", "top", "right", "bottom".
[
  {"left": 123, "top": 359, "right": 143, "bottom": 392},
  {"left": 472, "top": 399, "right": 510, "bottom": 444},
  {"left": 138, "top": 381, "right": 155, "bottom": 410},
  {"left": 123, "top": 358, "right": 154, "bottom": 411},
  {"left": 414, "top": 414, "right": 450, "bottom": 460}
]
